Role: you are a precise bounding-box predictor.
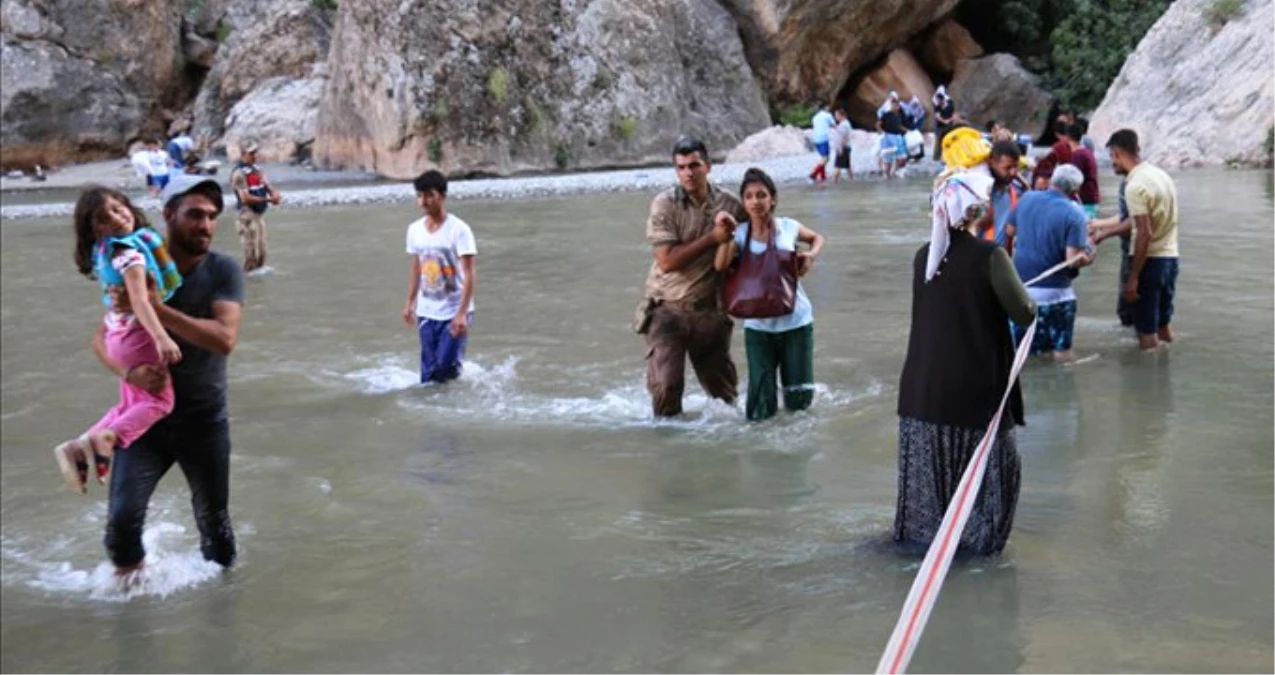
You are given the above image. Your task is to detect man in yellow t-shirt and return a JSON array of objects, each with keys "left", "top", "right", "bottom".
[{"left": 1091, "top": 129, "right": 1179, "bottom": 351}]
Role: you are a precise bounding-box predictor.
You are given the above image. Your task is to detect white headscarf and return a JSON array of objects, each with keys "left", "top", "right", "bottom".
[
  {"left": 877, "top": 90, "right": 900, "bottom": 117},
  {"left": 931, "top": 85, "right": 949, "bottom": 109},
  {"left": 926, "top": 163, "right": 993, "bottom": 282}
]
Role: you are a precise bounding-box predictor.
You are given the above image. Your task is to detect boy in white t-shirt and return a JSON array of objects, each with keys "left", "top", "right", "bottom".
[
  {"left": 401, "top": 170, "right": 477, "bottom": 384},
  {"left": 145, "top": 139, "right": 172, "bottom": 197}
]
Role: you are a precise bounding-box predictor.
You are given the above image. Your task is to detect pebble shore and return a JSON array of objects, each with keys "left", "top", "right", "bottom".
[{"left": 1, "top": 153, "right": 943, "bottom": 221}]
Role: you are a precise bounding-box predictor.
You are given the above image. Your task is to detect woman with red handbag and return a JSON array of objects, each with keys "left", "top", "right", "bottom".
[{"left": 714, "top": 168, "right": 826, "bottom": 421}]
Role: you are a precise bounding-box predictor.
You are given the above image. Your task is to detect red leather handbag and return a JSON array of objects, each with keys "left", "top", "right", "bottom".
[{"left": 722, "top": 221, "right": 797, "bottom": 318}]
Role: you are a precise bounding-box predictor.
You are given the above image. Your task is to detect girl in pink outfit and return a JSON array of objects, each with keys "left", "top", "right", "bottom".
[{"left": 54, "top": 187, "right": 183, "bottom": 493}]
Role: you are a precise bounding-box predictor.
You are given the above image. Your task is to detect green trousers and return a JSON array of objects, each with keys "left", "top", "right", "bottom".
[{"left": 744, "top": 324, "right": 814, "bottom": 421}]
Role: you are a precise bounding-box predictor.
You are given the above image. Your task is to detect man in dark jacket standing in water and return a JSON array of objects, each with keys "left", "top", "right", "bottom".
[
  {"left": 634, "top": 137, "right": 748, "bottom": 417},
  {"left": 95, "top": 174, "right": 245, "bottom": 580}
]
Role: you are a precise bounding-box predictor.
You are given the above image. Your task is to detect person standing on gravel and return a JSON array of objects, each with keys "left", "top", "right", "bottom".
[
  {"left": 832, "top": 108, "right": 855, "bottom": 183},
  {"left": 229, "top": 140, "right": 281, "bottom": 274},
  {"left": 633, "top": 136, "right": 748, "bottom": 417},
  {"left": 808, "top": 104, "right": 836, "bottom": 183}
]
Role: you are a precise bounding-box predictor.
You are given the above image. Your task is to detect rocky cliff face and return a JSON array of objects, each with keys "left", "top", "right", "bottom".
[
  {"left": 719, "top": 0, "right": 961, "bottom": 106},
  {"left": 0, "top": 0, "right": 185, "bottom": 167},
  {"left": 1089, "top": 0, "right": 1274, "bottom": 168},
  {"left": 313, "top": 0, "right": 771, "bottom": 179},
  {"left": 2, "top": 0, "right": 1156, "bottom": 177},
  {"left": 189, "top": 0, "right": 334, "bottom": 160}
]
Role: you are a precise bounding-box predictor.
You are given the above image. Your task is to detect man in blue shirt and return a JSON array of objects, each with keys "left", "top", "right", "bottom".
[
  {"left": 1005, "top": 164, "right": 1094, "bottom": 361},
  {"left": 985, "top": 140, "right": 1028, "bottom": 249}
]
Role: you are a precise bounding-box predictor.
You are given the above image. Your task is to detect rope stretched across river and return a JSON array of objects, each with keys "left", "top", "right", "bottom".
[{"left": 874, "top": 255, "right": 1084, "bottom": 675}]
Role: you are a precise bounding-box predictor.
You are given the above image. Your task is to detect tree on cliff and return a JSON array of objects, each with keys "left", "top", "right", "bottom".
[
  {"left": 1048, "top": 0, "right": 1173, "bottom": 111},
  {"left": 955, "top": 0, "right": 1171, "bottom": 111}
]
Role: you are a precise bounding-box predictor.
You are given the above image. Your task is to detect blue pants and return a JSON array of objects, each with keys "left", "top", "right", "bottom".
[
  {"left": 1131, "top": 257, "right": 1178, "bottom": 335},
  {"left": 1012, "top": 300, "right": 1077, "bottom": 354},
  {"left": 417, "top": 314, "right": 471, "bottom": 383},
  {"left": 106, "top": 417, "right": 235, "bottom": 569}
]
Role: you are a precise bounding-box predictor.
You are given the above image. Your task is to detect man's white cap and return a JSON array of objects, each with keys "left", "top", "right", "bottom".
[{"left": 160, "top": 173, "right": 224, "bottom": 210}]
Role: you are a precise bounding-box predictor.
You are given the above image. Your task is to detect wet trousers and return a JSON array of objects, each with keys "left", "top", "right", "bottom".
[
  {"left": 236, "top": 210, "right": 268, "bottom": 272},
  {"left": 105, "top": 417, "right": 235, "bottom": 569},
  {"left": 644, "top": 303, "right": 737, "bottom": 416},
  {"left": 744, "top": 324, "right": 814, "bottom": 421}
]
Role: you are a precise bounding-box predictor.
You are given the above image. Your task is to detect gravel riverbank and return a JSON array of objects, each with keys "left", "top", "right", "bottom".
[{"left": 1, "top": 152, "right": 944, "bottom": 221}]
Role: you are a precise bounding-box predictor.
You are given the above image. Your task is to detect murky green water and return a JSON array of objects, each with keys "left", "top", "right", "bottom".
[{"left": 2, "top": 170, "right": 1272, "bottom": 673}]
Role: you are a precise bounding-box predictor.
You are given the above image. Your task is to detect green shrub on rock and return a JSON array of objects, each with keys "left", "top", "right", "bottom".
[
  {"left": 776, "top": 102, "right": 818, "bottom": 128},
  {"left": 1204, "top": 0, "right": 1245, "bottom": 27},
  {"left": 1047, "top": 0, "right": 1172, "bottom": 112}
]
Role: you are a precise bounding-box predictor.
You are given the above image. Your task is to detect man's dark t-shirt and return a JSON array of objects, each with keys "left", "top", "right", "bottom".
[
  {"left": 167, "top": 250, "right": 244, "bottom": 423},
  {"left": 936, "top": 101, "right": 955, "bottom": 124},
  {"left": 880, "top": 111, "right": 906, "bottom": 135}
]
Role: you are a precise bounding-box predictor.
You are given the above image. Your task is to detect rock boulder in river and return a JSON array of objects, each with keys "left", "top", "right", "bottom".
[
  {"left": 725, "top": 125, "right": 811, "bottom": 164},
  {"left": 948, "top": 53, "right": 1052, "bottom": 136},
  {"left": 718, "top": 0, "right": 962, "bottom": 105},
  {"left": 1089, "top": 0, "right": 1274, "bottom": 168},
  {"left": 0, "top": 0, "right": 185, "bottom": 167},
  {"left": 313, "top": 0, "right": 771, "bottom": 179},
  {"left": 849, "top": 49, "right": 935, "bottom": 127}
]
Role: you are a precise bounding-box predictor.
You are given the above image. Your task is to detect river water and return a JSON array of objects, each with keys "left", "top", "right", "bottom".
[{"left": 2, "top": 169, "right": 1272, "bottom": 673}]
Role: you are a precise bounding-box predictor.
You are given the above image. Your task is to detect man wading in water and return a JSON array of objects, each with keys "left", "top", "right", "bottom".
[
  {"left": 229, "top": 140, "right": 281, "bottom": 274},
  {"left": 634, "top": 136, "right": 748, "bottom": 417},
  {"left": 96, "top": 174, "right": 244, "bottom": 583}
]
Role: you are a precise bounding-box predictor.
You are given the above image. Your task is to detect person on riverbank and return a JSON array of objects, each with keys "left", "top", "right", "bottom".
[
  {"left": 167, "top": 129, "right": 195, "bottom": 171},
  {"left": 129, "top": 144, "right": 152, "bottom": 188},
  {"left": 401, "top": 170, "right": 477, "bottom": 384},
  {"left": 712, "top": 168, "right": 826, "bottom": 421},
  {"left": 229, "top": 141, "right": 281, "bottom": 274},
  {"left": 985, "top": 140, "right": 1028, "bottom": 249},
  {"left": 145, "top": 139, "right": 172, "bottom": 198},
  {"left": 895, "top": 137, "right": 1036, "bottom": 555},
  {"left": 53, "top": 187, "right": 184, "bottom": 493},
  {"left": 94, "top": 174, "right": 245, "bottom": 580},
  {"left": 877, "top": 97, "right": 909, "bottom": 178},
  {"left": 932, "top": 86, "right": 956, "bottom": 161},
  {"left": 903, "top": 95, "right": 926, "bottom": 132},
  {"left": 809, "top": 104, "right": 836, "bottom": 183},
  {"left": 634, "top": 136, "right": 746, "bottom": 417},
  {"left": 1062, "top": 123, "right": 1101, "bottom": 218},
  {"left": 1005, "top": 165, "right": 1095, "bottom": 361},
  {"left": 1090, "top": 129, "right": 1179, "bottom": 351},
  {"left": 832, "top": 108, "right": 854, "bottom": 183}
]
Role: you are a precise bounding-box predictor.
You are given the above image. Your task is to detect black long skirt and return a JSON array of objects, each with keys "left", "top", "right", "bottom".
[{"left": 893, "top": 416, "right": 1021, "bottom": 556}]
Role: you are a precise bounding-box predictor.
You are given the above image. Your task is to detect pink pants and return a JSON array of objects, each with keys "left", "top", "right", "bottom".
[{"left": 88, "top": 321, "right": 174, "bottom": 449}]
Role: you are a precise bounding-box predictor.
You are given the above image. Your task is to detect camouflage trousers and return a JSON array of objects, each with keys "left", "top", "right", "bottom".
[{"left": 236, "top": 210, "right": 268, "bottom": 272}]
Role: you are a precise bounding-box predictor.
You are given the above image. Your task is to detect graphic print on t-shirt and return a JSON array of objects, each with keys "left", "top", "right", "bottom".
[{"left": 418, "top": 247, "right": 460, "bottom": 301}]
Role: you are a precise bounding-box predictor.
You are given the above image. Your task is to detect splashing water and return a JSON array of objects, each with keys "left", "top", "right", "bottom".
[
  {"left": 2, "top": 514, "right": 232, "bottom": 602},
  {"left": 328, "top": 352, "right": 884, "bottom": 439}
]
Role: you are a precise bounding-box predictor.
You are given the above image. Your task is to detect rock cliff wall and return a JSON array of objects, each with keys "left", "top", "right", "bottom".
[
  {"left": 1089, "top": 0, "right": 1274, "bottom": 168},
  {"left": 189, "top": 0, "right": 334, "bottom": 160},
  {"left": 0, "top": 0, "right": 185, "bottom": 167},
  {"left": 4, "top": 0, "right": 978, "bottom": 173},
  {"left": 313, "top": 0, "right": 771, "bottom": 179}
]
